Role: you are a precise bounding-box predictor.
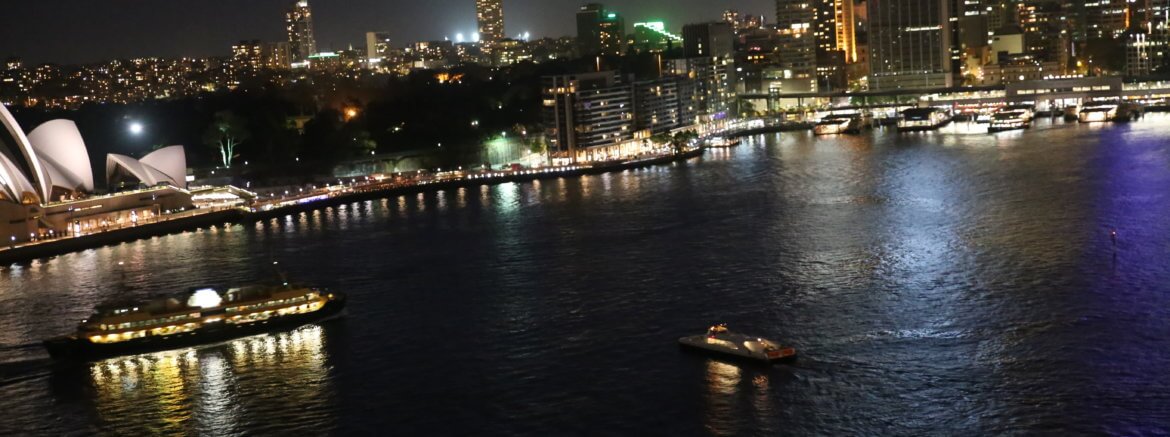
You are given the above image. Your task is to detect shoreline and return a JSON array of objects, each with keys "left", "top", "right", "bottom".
[{"left": 0, "top": 148, "right": 705, "bottom": 265}]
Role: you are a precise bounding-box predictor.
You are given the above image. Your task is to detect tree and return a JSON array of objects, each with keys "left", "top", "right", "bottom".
[
  {"left": 203, "top": 110, "right": 250, "bottom": 168},
  {"left": 670, "top": 130, "right": 699, "bottom": 154}
]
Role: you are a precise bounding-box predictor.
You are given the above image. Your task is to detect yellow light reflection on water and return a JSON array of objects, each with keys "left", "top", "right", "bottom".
[{"left": 85, "top": 325, "right": 331, "bottom": 434}]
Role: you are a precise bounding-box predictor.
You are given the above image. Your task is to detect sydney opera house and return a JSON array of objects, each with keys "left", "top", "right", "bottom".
[{"left": 0, "top": 104, "right": 193, "bottom": 244}]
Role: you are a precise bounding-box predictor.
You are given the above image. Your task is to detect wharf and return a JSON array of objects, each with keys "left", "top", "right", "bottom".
[{"left": 0, "top": 148, "right": 704, "bottom": 265}]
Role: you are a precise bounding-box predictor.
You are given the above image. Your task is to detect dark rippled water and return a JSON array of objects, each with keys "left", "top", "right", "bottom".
[{"left": 3, "top": 117, "right": 1170, "bottom": 435}]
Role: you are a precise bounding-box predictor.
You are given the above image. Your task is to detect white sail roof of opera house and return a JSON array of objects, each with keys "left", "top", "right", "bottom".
[
  {"left": 28, "top": 119, "right": 96, "bottom": 193},
  {"left": 106, "top": 146, "right": 188, "bottom": 189},
  {"left": 0, "top": 103, "right": 46, "bottom": 204}
]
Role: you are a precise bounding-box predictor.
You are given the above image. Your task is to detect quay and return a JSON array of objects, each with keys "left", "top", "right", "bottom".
[{"left": 0, "top": 147, "right": 704, "bottom": 265}]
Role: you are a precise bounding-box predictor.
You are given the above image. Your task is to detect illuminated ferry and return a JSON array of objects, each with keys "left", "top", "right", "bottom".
[
  {"left": 814, "top": 112, "right": 870, "bottom": 135},
  {"left": 988, "top": 105, "right": 1035, "bottom": 132},
  {"left": 678, "top": 324, "right": 796, "bottom": 363},
  {"left": 44, "top": 284, "right": 346, "bottom": 361},
  {"left": 1078, "top": 101, "right": 1142, "bottom": 123},
  {"left": 706, "top": 136, "right": 741, "bottom": 148},
  {"left": 897, "top": 107, "right": 952, "bottom": 132}
]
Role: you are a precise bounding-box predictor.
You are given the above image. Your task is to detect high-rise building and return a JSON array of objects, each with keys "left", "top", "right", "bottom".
[
  {"left": 868, "top": 0, "right": 953, "bottom": 90},
  {"left": 286, "top": 0, "right": 317, "bottom": 65},
  {"left": 812, "top": 0, "right": 857, "bottom": 62},
  {"left": 366, "top": 32, "right": 393, "bottom": 63},
  {"left": 1083, "top": 0, "right": 1129, "bottom": 40},
  {"left": 774, "top": 0, "right": 817, "bottom": 92},
  {"left": 1018, "top": 1, "right": 1068, "bottom": 67},
  {"left": 476, "top": 0, "right": 505, "bottom": 47},
  {"left": 1126, "top": 0, "right": 1170, "bottom": 76},
  {"left": 577, "top": 4, "right": 626, "bottom": 56},
  {"left": 682, "top": 22, "right": 735, "bottom": 58}
]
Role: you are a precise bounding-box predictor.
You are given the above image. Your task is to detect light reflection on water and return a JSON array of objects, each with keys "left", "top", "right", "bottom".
[
  {"left": 81, "top": 326, "right": 333, "bottom": 435},
  {"left": 2, "top": 116, "right": 1170, "bottom": 434}
]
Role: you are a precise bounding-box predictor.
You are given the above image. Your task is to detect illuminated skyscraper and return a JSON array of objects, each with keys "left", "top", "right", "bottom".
[
  {"left": 286, "top": 0, "right": 317, "bottom": 65},
  {"left": 774, "top": 0, "right": 817, "bottom": 90},
  {"left": 812, "top": 0, "right": 857, "bottom": 62},
  {"left": 477, "top": 0, "right": 505, "bottom": 46},
  {"left": 868, "top": 0, "right": 953, "bottom": 90}
]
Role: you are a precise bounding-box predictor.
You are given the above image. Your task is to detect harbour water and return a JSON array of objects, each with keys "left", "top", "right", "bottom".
[{"left": 2, "top": 117, "right": 1170, "bottom": 434}]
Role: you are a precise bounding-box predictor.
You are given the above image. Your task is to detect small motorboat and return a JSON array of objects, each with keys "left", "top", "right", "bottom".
[{"left": 678, "top": 324, "right": 796, "bottom": 363}]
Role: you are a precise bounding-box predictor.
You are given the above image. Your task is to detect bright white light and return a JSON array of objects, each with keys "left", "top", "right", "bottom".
[
  {"left": 456, "top": 33, "right": 465, "bottom": 43},
  {"left": 188, "top": 288, "right": 223, "bottom": 309},
  {"left": 128, "top": 122, "right": 144, "bottom": 135},
  {"left": 472, "top": 32, "right": 481, "bottom": 42}
]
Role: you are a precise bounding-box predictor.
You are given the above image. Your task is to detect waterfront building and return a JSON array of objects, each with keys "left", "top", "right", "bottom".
[
  {"left": 683, "top": 22, "right": 735, "bottom": 58},
  {"left": 774, "top": 0, "right": 818, "bottom": 93},
  {"left": 868, "top": 0, "right": 953, "bottom": 90},
  {"left": 633, "top": 77, "right": 698, "bottom": 135},
  {"left": 665, "top": 56, "right": 736, "bottom": 117},
  {"left": 0, "top": 104, "right": 192, "bottom": 243},
  {"left": 476, "top": 0, "right": 505, "bottom": 48},
  {"left": 286, "top": 0, "right": 317, "bottom": 66},
  {"left": 542, "top": 71, "right": 635, "bottom": 162},
  {"left": 577, "top": 4, "right": 626, "bottom": 56}
]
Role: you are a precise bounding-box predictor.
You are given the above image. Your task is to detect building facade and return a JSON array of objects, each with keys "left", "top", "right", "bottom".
[
  {"left": 577, "top": 4, "right": 626, "bottom": 56},
  {"left": 774, "top": 0, "right": 818, "bottom": 93},
  {"left": 476, "top": 0, "right": 505, "bottom": 47},
  {"left": 286, "top": 0, "right": 317, "bottom": 65},
  {"left": 683, "top": 22, "right": 735, "bottom": 58},
  {"left": 868, "top": 0, "right": 953, "bottom": 90},
  {"left": 542, "top": 72, "right": 634, "bottom": 161},
  {"left": 633, "top": 77, "right": 698, "bottom": 135}
]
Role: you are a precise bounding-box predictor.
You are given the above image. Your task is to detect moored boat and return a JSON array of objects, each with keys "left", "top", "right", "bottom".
[
  {"left": 814, "top": 112, "right": 870, "bottom": 135},
  {"left": 897, "top": 107, "right": 951, "bottom": 132},
  {"left": 678, "top": 324, "right": 796, "bottom": 363},
  {"left": 706, "top": 136, "right": 741, "bottom": 148},
  {"left": 1078, "top": 101, "right": 1142, "bottom": 123},
  {"left": 43, "top": 283, "right": 346, "bottom": 361},
  {"left": 988, "top": 105, "right": 1035, "bottom": 132}
]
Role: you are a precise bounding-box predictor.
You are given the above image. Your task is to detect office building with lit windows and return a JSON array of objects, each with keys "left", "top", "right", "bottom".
[
  {"left": 868, "top": 0, "right": 954, "bottom": 90},
  {"left": 773, "top": 0, "right": 818, "bottom": 93},
  {"left": 542, "top": 72, "right": 634, "bottom": 162}
]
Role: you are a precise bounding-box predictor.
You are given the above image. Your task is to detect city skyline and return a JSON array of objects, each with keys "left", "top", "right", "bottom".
[{"left": 0, "top": 0, "right": 773, "bottom": 64}]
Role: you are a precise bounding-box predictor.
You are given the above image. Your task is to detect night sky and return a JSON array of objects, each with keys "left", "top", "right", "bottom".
[{"left": 0, "top": 0, "right": 772, "bottom": 65}]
